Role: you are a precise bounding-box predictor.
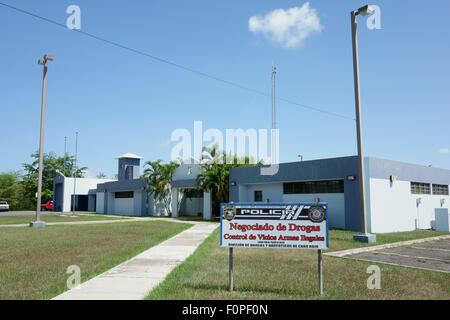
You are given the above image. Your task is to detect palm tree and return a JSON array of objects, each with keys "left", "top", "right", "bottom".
[
  {"left": 96, "top": 172, "right": 107, "bottom": 179},
  {"left": 201, "top": 144, "right": 224, "bottom": 164},
  {"left": 197, "top": 144, "right": 263, "bottom": 215},
  {"left": 141, "top": 160, "right": 180, "bottom": 216}
]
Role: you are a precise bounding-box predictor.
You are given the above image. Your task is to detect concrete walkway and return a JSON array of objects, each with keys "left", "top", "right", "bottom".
[{"left": 52, "top": 221, "right": 218, "bottom": 300}]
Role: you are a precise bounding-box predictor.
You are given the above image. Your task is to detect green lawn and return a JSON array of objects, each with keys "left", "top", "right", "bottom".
[
  {"left": 0, "top": 214, "right": 128, "bottom": 225},
  {"left": 147, "top": 229, "right": 450, "bottom": 300},
  {"left": 0, "top": 220, "right": 191, "bottom": 299}
]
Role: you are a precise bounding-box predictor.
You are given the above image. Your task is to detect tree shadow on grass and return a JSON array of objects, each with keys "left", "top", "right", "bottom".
[{"left": 184, "top": 283, "right": 229, "bottom": 291}]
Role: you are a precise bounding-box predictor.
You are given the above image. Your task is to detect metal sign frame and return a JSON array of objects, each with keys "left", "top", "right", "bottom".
[{"left": 220, "top": 202, "right": 329, "bottom": 296}]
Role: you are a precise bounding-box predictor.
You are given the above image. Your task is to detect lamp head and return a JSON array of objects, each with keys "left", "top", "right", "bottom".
[
  {"left": 358, "top": 5, "right": 374, "bottom": 16},
  {"left": 38, "top": 54, "right": 54, "bottom": 65}
]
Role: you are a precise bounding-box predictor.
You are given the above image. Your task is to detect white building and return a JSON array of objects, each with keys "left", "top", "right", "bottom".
[
  {"left": 229, "top": 156, "right": 450, "bottom": 233},
  {"left": 53, "top": 154, "right": 214, "bottom": 219},
  {"left": 53, "top": 174, "right": 115, "bottom": 213}
]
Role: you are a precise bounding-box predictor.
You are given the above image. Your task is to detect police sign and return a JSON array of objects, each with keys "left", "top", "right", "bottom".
[{"left": 220, "top": 203, "right": 329, "bottom": 250}]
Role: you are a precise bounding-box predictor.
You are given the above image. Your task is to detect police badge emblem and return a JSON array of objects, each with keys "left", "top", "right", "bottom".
[
  {"left": 308, "top": 206, "right": 326, "bottom": 223},
  {"left": 223, "top": 205, "right": 236, "bottom": 221}
]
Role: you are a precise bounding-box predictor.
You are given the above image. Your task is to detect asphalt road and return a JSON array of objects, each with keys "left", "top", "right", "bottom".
[{"left": 349, "top": 239, "right": 450, "bottom": 273}]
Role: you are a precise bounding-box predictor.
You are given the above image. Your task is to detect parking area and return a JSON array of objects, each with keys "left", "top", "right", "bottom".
[{"left": 348, "top": 239, "right": 450, "bottom": 273}]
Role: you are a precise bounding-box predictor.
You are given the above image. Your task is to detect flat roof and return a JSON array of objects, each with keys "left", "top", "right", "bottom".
[
  {"left": 115, "top": 153, "right": 144, "bottom": 160},
  {"left": 229, "top": 156, "right": 450, "bottom": 186}
]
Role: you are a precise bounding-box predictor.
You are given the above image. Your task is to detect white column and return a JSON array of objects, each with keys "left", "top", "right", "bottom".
[
  {"left": 171, "top": 188, "right": 179, "bottom": 218},
  {"left": 203, "top": 191, "right": 212, "bottom": 220}
]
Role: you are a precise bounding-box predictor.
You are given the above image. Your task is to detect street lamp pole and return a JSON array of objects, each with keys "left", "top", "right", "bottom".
[
  {"left": 31, "top": 54, "right": 54, "bottom": 228},
  {"left": 351, "top": 6, "right": 376, "bottom": 243},
  {"left": 64, "top": 136, "right": 67, "bottom": 176},
  {"left": 60, "top": 136, "right": 67, "bottom": 216},
  {"left": 72, "top": 131, "right": 78, "bottom": 217}
]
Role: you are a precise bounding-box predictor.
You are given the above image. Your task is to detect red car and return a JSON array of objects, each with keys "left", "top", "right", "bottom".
[{"left": 41, "top": 201, "right": 53, "bottom": 211}]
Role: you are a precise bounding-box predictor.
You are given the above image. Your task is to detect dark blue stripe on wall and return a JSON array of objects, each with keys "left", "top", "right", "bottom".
[
  {"left": 97, "top": 178, "right": 147, "bottom": 192},
  {"left": 229, "top": 156, "right": 359, "bottom": 185},
  {"left": 367, "top": 157, "right": 450, "bottom": 185},
  {"left": 171, "top": 179, "right": 197, "bottom": 188}
]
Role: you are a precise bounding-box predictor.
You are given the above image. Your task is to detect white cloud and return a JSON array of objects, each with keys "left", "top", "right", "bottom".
[
  {"left": 439, "top": 148, "right": 450, "bottom": 154},
  {"left": 248, "top": 2, "right": 322, "bottom": 48}
]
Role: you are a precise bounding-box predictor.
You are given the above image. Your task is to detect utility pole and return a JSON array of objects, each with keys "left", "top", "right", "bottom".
[
  {"left": 72, "top": 132, "right": 78, "bottom": 217},
  {"left": 31, "top": 54, "right": 54, "bottom": 228},
  {"left": 271, "top": 65, "right": 277, "bottom": 168},
  {"left": 271, "top": 65, "right": 276, "bottom": 131}
]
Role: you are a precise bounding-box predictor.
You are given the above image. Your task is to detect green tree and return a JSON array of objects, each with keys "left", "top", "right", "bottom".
[
  {"left": 96, "top": 172, "right": 107, "bottom": 179},
  {"left": 141, "top": 160, "right": 180, "bottom": 216},
  {"left": 0, "top": 171, "right": 33, "bottom": 210},
  {"left": 22, "top": 151, "right": 87, "bottom": 204},
  {"left": 196, "top": 144, "right": 263, "bottom": 215}
]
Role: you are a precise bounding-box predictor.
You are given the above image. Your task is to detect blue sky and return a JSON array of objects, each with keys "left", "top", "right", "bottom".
[{"left": 0, "top": 0, "right": 449, "bottom": 178}]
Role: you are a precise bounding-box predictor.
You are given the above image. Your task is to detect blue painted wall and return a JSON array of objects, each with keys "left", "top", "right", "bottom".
[
  {"left": 171, "top": 178, "right": 198, "bottom": 188},
  {"left": 118, "top": 158, "right": 141, "bottom": 181},
  {"left": 96, "top": 178, "right": 147, "bottom": 193},
  {"left": 97, "top": 178, "right": 148, "bottom": 216},
  {"left": 366, "top": 157, "right": 450, "bottom": 185},
  {"left": 229, "top": 156, "right": 362, "bottom": 231}
]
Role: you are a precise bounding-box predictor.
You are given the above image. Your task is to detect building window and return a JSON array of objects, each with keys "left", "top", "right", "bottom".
[
  {"left": 128, "top": 166, "right": 133, "bottom": 180},
  {"left": 125, "top": 166, "right": 134, "bottom": 180},
  {"left": 115, "top": 191, "right": 134, "bottom": 198},
  {"left": 433, "top": 184, "right": 449, "bottom": 195},
  {"left": 184, "top": 189, "right": 203, "bottom": 198},
  {"left": 283, "top": 180, "right": 344, "bottom": 194},
  {"left": 254, "top": 190, "right": 263, "bottom": 202},
  {"left": 410, "top": 182, "right": 430, "bottom": 194}
]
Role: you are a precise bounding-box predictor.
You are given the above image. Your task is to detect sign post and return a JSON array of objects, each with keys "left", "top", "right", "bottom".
[
  {"left": 221, "top": 203, "right": 329, "bottom": 295},
  {"left": 229, "top": 248, "right": 233, "bottom": 291},
  {"left": 318, "top": 249, "right": 323, "bottom": 296}
]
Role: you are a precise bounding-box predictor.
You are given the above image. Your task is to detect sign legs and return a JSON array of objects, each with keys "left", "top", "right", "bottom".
[
  {"left": 318, "top": 249, "right": 323, "bottom": 296},
  {"left": 229, "top": 248, "right": 233, "bottom": 291}
]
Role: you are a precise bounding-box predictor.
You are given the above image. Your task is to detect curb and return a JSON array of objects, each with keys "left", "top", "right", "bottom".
[{"left": 324, "top": 234, "right": 450, "bottom": 257}]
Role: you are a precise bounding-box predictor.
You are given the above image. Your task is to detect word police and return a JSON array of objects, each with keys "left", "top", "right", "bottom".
[{"left": 240, "top": 208, "right": 296, "bottom": 215}]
